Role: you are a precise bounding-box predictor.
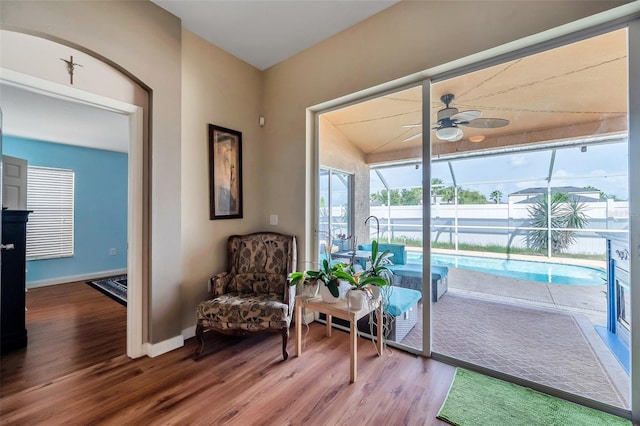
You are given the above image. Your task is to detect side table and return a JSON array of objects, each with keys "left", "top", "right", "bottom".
[{"left": 295, "top": 295, "right": 383, "bottom": 383}]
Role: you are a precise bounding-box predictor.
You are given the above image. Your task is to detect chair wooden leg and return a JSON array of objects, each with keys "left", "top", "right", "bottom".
[
  {"left": 195, "top": 323, "right": 205, "bottom": 359},
  {"left": 281, "top": 328, "right": 289, "bottom": 361}
]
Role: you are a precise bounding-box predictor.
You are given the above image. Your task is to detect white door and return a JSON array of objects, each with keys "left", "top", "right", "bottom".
[{"left": 2, "top": 154, "right": 28, "bottom": 210}]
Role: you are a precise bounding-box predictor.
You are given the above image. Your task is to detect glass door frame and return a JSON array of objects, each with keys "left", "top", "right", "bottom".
[
  {"left": 425, "top": 20, "right": 639, "bottom": 421},
  {"left": 628, "top": 17, "right": 639, "bottom": 425},
  {"left": 319, "top": 166, "right": 354, "bottom": 255},
  {"left": 308, "top": 12, "right": 640, "bottom": 423}
]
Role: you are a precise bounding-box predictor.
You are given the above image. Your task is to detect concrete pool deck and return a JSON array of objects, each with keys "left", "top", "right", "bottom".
[
  {"left": 395, "top": 266, "right": 629, "bottom": 409},
  {"left": 404, "top": 248, "right": 608, "bottom": 323},
  {"left": 447, "top": 266, "right": 608, "bottom": 326}
]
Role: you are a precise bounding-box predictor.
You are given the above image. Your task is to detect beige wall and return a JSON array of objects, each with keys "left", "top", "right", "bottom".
[
  {"left": 0, "top": 31, "right": 148, "bottom": 107},
  {"left": 261, "top": 0, "right": 627, "bottom": 261},
  {"left": 319, "top": 116, "right": 370, "bottom": 246},
  {"left": 0, "top": 0, "right": 182, "bottom": 343},
  {"left": 180, "top": 29, "right": 264, "bottom": 330}
]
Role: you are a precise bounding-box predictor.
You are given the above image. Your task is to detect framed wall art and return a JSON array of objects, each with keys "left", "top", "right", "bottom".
[{"left": 208, "top": 124, "right": 243, "bottom": 220}]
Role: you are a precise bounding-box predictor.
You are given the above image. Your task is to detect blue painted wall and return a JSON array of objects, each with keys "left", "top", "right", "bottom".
[{"left": 3, "top": 136, "right": 128, "bottom": 285}]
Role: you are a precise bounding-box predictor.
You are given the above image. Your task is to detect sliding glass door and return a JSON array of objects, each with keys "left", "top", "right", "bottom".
[
  {"left": 314, "top": 17, "right": 639, "bottom": 423},
  {"left": 429, "top": 27, "right": 630, "bottom": 411},
  {"left": 319, "top": 86, "right": 425, "bottom": 351}
]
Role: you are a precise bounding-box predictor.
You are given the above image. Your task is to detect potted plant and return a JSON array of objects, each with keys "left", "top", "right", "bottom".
[
  {"left": 288, "top": 258, "right": 346, "bottom": 303},
  {"left": 336, "top": 269, "right": 384, "bottom": 310},
  {"left": 358, "top": 240, "right": 393, "bottom": 286},
  {"left": 337, "top": 240, "right": 393, "bottom": 309},
  {"left": 289, "top": 240, "right": 393, "bottom": 307}
]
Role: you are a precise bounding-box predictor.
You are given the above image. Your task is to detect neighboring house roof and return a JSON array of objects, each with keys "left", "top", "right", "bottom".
[
  {"left": 515, "top": 194, "right": 600, "bottom": 204},
  {"left": 509, "top": 186, "right": 594, "bottom": 196}
]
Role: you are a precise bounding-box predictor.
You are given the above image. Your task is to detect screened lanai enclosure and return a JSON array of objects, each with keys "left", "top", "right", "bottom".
[
  {"left": 318, "top": 27, "right": 631, "bottom": 412},
  {"left": 370, "top": 139, "right": 629, "bottom": 259}
]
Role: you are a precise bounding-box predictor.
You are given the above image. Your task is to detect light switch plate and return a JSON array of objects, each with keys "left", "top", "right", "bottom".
[{"left": 270, "top": 214, "right": 278, "bottom": 225}]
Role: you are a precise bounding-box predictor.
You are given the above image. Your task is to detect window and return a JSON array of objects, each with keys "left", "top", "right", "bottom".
[
  {"left": 26, "top": 166, "right": 74, "bottom": 259},
  {"left": 319, "top": 167, "right": 353, "bottom": 256}
]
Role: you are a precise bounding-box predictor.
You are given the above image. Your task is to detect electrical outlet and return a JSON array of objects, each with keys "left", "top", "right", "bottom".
[
  {"left": 109, "top": 248, "right": 117, "bottom": 256},
  {"left": 270, "top": 214, "right": 278, "bottom": 225}
]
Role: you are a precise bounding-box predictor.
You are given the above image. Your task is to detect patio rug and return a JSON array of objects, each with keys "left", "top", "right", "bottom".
[
  {"left": 86, "top": 276, "right": 127, "bottom": 306},
  {"left": 437, "top": 368, "right": 631, "bottom": 426}
]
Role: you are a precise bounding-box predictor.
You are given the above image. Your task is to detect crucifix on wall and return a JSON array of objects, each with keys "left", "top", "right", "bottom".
[{"left": 60, "top": 55, "right": 83, "bottom": 85}]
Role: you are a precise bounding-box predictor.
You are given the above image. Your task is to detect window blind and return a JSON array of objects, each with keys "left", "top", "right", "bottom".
[{"left": 26, "top": 166, "right": 75, "bottom": 260}]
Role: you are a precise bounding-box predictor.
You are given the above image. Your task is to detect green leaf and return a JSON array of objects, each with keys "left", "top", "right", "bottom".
[
  {"left": 326, "top": 278, "right": 340, "bottom": 297},
  {"left": 371, "top": 240, "right": 379, "bottom": 262},
  {"left": 334, "top": 270, "right": 356, "bottom": 285},
  {"left": 306, "top": 270, "right": 321, "bottom": 280},
  {"left": 288, "top": 271, "right": 304, "bottom": 286},
  {"left": 359, "top": 276, "right": 387, "bottom": 287},
  {"left": 322, "top": 258, "right": 330, "bottom": 273}
]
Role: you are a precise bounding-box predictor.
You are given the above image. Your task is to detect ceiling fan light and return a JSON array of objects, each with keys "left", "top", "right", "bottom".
[
  {"left": 469, "top": 135, "right": 485, "bottom": 143},
  {"left": 436, "top": 127, "right": 463, "bottom": 141}
]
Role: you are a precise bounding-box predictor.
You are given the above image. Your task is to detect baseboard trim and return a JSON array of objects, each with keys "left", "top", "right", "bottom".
[
  {"left": 182, "top": 325, "right": 196, "bottom": 340},
  {"left": 144, "top": 335, "right": 184, "bottom": 358},
  {"left": 27, "top": 269, "right": 128, "bottom": 289}
]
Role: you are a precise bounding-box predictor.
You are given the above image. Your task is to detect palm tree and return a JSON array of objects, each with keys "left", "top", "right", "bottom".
[
  {"left": 490, "top": 190, "right": 502, "bottom": 204},
  {"left": 558, "top": 198, "right": 589, "bottom": 250},
  {"left": 526, "top": 192, "right": 589, "bottom": 253}
]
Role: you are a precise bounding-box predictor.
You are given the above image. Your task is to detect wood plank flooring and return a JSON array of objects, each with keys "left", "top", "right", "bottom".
[
  {"left": 1, "top": 281, "right": 126, "bottom": 397},
  {"left": 1, "top": 282, "right": 456, "bottom": 425}
]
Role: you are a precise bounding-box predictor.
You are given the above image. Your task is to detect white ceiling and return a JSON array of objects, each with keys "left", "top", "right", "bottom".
[
  {"left": 151, "top": 0, "right": 399, "bottom": 70},
  {"left": 1, "top": 83, "right": 130, "bottom": 153}
]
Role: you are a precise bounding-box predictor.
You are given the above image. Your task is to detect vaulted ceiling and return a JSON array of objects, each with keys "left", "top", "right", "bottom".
[{"left": 151, "top": 0, "right": 399, "bottom": 70}]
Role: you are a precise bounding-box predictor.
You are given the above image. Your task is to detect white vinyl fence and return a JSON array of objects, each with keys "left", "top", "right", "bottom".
[{"left": 371, "top": 199, "right": 628, "bottom": 255}]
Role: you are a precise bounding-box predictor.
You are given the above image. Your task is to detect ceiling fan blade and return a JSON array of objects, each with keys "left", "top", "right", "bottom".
[
  {"left": 450, "top": 110, "right": 481, "bottom": 122},
  {"left": 462, "top": 118, "right": 510, "bottom": 129},
  {"left": 402, "top": 133, "right": 422, "bottom": 142}
]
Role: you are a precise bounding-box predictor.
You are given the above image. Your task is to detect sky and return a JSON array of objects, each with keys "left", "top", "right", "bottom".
[{"left": 370, "top": 140, "right": 629, "bottom": 202}]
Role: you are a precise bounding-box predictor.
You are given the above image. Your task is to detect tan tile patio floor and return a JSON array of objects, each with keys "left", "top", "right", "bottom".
[{"left": 396, "top": 267, "right": 630, "bottom": 409}]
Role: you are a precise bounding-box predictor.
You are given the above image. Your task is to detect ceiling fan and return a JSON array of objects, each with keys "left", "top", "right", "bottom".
[{"left": 403, "top": 93, "right": 510, "bottom": 142}]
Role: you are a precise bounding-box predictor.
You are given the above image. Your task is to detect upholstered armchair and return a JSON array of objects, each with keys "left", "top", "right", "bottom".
[{"left": 195, "top": 232, "right": 297, "bottom": 360}]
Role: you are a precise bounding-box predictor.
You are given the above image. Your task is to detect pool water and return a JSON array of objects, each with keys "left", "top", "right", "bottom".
[{"left": 407, "top": 252, "right": 605, "bottom": 286}]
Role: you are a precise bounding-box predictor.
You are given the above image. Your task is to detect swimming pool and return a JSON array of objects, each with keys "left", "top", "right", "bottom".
[{"left": 406, "top": 252, "right": 605, "bottom": 286}]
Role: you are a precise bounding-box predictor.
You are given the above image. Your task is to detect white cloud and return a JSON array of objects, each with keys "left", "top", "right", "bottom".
[
  {"left": 588, "top": 168, "right": 608, "bottom": 177},
  {"left": 509, "top": 155, "right": 527, "bottom": 167}
]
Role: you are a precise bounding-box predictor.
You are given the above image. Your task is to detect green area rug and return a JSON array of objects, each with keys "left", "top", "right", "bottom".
[{"left": 437, "top": 368, "right": 630, "bottom": 426}]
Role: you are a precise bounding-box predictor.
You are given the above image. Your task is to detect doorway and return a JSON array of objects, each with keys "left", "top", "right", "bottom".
[{"left": 0, "top": 68, "right": 146, "bottom": 359}]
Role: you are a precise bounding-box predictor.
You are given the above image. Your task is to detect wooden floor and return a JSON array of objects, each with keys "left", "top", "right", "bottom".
[
  {"left": 1, "top": 282, "right": 456, "bottom": 425},
  {"left": 1, "top": 281, "right": 127, "bottom": 397}
]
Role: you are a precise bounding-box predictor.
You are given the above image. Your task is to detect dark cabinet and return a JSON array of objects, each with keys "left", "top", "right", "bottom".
[{"left": 1, "top": 210, "right": 30, "bottom": 352}]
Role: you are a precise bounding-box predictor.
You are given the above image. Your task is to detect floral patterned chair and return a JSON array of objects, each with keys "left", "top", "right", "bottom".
[{"left": 195, "top": 232, "right": 297, "bottom": 360}]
